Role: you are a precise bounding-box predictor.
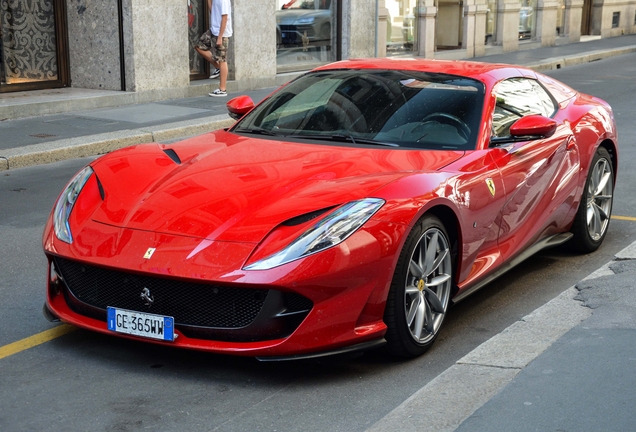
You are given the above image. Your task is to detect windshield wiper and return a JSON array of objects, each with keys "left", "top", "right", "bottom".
[
  {"left": 234, "top": 127, "right": 281, "bottom": 136},
  {"left": 331, "top": 134, "right": 398, "bottom": 147},
  {"left": 286, "top": 133, "right": 399, "bottom": 147}
]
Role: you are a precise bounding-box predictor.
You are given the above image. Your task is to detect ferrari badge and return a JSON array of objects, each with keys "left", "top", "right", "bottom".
[
  {"left": 143, "top": 248, "right": 156, "bottom": 259},
  {"left": 486, "top": 178, "right": 496, "bottom": 197}
]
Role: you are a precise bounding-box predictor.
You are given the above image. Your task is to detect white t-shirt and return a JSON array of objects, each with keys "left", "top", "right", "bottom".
[{"left": 211, "top": 0, "right": 233, "bottom": 38}]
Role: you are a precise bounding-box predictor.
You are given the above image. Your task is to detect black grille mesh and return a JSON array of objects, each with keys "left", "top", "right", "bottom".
[{"left": 54, "top": 257, "right": 268, "bottom": 328}]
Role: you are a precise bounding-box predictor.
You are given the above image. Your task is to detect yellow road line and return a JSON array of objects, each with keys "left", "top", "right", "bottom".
[
  {"left": 612, "top": 215, "right": 636, "bottom": 222},
  {"left": 0, "top": 325, "right": 76, "bottom": 360}
]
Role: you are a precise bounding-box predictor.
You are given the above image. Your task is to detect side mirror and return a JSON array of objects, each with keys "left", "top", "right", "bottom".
[
  {"left": 227, "top": 95, "right": 255, "bottom": 120},
  {"left": 509, "top": 114, "right": 557, "bottom": 139}
]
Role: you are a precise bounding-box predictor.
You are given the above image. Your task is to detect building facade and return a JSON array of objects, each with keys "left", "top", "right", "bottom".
[{"left": 1, "top": 0, "right": 635, "bottom": 96}]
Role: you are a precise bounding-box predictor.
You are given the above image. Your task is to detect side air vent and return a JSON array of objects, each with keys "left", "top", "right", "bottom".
[
  {"left": 163, "top": 148, "right": 181, "bottom": 164},
  {"left": 95, "top": 174, "right": 105, "bottom": 200}
]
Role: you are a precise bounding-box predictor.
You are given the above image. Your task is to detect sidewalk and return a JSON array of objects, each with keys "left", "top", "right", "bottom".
[
  {"left": 1, "top": 34, "right": 636, "bottom": 172},
  {"left": 369, "top": 242, "right": 636, "bottom": 432}
]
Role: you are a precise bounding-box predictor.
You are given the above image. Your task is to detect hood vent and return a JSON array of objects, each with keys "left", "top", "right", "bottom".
[{"left": 163, "top": 148, "right": 181, "bottom": 165}]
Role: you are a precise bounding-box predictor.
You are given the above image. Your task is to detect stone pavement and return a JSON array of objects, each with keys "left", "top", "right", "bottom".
[{"left": 1, "top": 34, "right": 635, "bottom": 172}]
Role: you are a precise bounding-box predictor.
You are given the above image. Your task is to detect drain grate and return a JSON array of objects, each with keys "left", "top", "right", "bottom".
[{"left": 29, "top": 133, "right": 58, "bottom": 139}]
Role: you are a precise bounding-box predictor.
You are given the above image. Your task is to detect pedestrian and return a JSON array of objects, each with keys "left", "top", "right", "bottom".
[{"left": 195, "top": 0, "right": 232, "bottom": 97}]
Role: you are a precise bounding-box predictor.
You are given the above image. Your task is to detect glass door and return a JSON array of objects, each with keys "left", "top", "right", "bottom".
[
  {"left": 188, "top": 0, "right": 209, "bottom": 79},
  {"left": 0, "top": 0, "right": 69, "bottom": 92}
]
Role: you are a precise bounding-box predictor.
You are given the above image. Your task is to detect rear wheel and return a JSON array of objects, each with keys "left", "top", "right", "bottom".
[
  {"left": 570, "top": 147, "right": 614, "bottom": 252},
  {"left": 384, "top": 214, "right": 453, "bottom": 358}
]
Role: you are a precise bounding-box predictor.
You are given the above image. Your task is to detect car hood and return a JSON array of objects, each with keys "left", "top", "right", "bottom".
[{"left": 90, "top": 130, "right": 463, "bottom": 243}]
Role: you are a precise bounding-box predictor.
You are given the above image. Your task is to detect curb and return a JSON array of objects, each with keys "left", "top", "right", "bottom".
[
  {"left": 0, "top": 114, "right": 234, "bottom": 171},
  {"left": 524, "top": 45, "right": 636, "bottom": 71},
  {"left": 367, "top": 241, "right": 636, "bottom": 432}
]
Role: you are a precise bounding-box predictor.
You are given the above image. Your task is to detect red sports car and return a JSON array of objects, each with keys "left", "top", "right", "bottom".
[{"left": 43, "top": 59, "right": 617, "bottom": 360}]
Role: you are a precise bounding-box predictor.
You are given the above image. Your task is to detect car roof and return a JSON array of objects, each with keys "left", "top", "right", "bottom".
[{"left": 314, "top": 58, "right": 531, "bottom": 85}]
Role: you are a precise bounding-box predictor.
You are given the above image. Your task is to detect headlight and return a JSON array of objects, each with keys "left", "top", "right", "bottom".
[
  {"left": 245, "top": 198, "right": 385, "bottom": 270},
  {"left": 296, "top": 17, "right": 315, "bottom": 24},
  {"left": 53, "top": 166, "right": 93, "bottom": 244}
]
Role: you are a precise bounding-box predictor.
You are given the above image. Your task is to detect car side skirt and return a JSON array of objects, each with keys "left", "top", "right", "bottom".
[{"left": 452, "top": 232, "right": 573, "bottom": 303}]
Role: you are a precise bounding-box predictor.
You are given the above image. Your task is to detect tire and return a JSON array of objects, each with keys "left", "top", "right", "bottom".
[
  {"left": 384, "top": 214, "right": 453, "bottom": 358},
  {"left": 569, "top": 147, "right": 614, "bottom": 253}
]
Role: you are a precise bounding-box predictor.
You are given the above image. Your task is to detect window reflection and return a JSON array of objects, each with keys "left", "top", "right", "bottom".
[
  {"left": 519, "top": 0, "right": 536, "bottom": 40},
  {"left": 385, "top": 0, "right": 417, "bottom": 55},
  {"left": 276, "top": 0, "right": 335, "bottom": 73}
]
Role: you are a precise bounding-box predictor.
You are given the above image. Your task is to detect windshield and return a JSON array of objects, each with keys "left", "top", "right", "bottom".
[{"left": 234, "top": 69, "right": 485, "bottom": 150}]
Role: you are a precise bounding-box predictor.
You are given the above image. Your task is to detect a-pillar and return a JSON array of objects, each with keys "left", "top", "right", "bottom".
[
  {"left": 416, "top": 0, "right": 438, "bottom": 58},
  {"left": 536, "top": 0, "right": 560, "bottom": 45},
  {"left": 495, "top": 0, "right": 520, "bottom": 51},
  {"left": 563, "top": 0, "right": 584, "bottom": 41}
]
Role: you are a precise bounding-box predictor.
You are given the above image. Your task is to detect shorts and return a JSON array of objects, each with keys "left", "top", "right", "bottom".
[{"left": 197, "top": 29, "right": 229, "bottom": 63}]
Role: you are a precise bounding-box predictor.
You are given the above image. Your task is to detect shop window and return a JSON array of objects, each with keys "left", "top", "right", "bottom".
[
  {"left": 612, "top": 12, "right": 620, "bottom": 28},
  {"left": 276, "top": 0, "right": 335, "bottom": 73},
  {"left": 519, "top": 0, "right": 537, "bottom": 40},
  {"left": 556, "top": 0, "right": 565, "bottom": 35},
  {"left": 188, "top": 0, "right": 208, "bottom": 79},
  {"left": 486, "top": 0, "right": 497, "bottom": 44},
  {"left": 385, "top": 0, "right": 418, "bottom": 55}
]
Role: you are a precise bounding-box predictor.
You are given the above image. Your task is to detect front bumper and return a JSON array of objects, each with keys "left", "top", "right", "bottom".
[{"left": 43, "top": 220, "right": 407, "bottom": 358}]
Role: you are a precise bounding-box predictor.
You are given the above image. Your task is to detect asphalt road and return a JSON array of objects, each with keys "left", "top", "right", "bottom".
[{"left": 1, "top": 53, "right": 635, "bottom": 431}]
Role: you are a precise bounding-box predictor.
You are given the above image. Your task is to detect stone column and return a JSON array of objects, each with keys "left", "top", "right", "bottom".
[
  {"left": 496, "top": 0, "right": 520, "bottom": 51},
  {"left": 463, "top": 0, "right": 478, "bottom": 57},
  {"left": 416, "top": 0, "right": 438, "bottom": 58},
  {"left": 122, "top": 0, "right": 190, "bottom": 93},
  {"left": 377, "top": 0, "right": 389, "bottom": 57},
  {"left": 536, "top": 0, "right": 559, "bottom": 45},
  {"left": 342, "top": 0, "right": 376, "bottom": 58},
  {"left": 474, "top": 2, "right": 489, "bottom": 56},
  {"left": 462, "top": 0, "right": 488, "bottom": 57},
  {"left": 563, "top": 0, "right": 583, "bottom": 41},
  {"left": 230, "top": 0, "right": 277, "bottom": 91}
]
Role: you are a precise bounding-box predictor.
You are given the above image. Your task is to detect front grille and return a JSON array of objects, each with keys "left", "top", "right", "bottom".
[
  {"left": 55, "top": 257, "right": 266, "bottom": 328},
  {"left": 53, "top": 257, "right": 313, "bottom": 342}
]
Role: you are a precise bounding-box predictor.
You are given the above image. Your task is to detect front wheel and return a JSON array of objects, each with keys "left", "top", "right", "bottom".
[
  {"left": 569, "top": 147, "right": 614, "bottom": 252},
  {"left": 384, "top": 214, "right": 453, "bottom": 358}
]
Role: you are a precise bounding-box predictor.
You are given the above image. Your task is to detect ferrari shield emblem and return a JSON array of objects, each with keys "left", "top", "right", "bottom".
[
  {"left": 486, "top": 178, "right": 496, "bottom": 197},
  {"left": 143, "top": 248, "right": 156, "bottom": 259}
]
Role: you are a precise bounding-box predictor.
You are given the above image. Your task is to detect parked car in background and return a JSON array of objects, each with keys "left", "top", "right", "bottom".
[{"left": 276, "top": 0, "right": 332, "bottom": 49}]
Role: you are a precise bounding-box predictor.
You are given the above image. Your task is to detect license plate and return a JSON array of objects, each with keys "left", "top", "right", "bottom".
[{"left": 107, "top": 307, "right": 174, "bottom": 341}]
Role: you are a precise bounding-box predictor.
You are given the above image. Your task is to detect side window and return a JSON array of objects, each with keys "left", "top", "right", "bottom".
[{"left": 491, "top": 78, "right": 557, "bottom": 138}]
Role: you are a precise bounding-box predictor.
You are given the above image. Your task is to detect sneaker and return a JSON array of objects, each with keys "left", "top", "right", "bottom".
[
  {"left": 209, "top": 88, "right": 227, "bottom": 97},
  {"left": 209, "top": 68, "right": 220, "bottom": 79}
]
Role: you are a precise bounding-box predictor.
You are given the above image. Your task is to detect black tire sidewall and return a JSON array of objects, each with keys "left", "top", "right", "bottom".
[
  {"left": 571, "top": 147, "right": 614, "bottom": 252},
  {"left": 384, "top": 214, "right": 451, "bottom": 358}
]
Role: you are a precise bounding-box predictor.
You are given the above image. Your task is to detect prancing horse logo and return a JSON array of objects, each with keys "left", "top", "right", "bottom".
[
  {"left": 485, "top": 178, "right": 496, "bottom": 197},
  {"left": 140, "top": 287, "right": 154, "bottom": 306}
]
